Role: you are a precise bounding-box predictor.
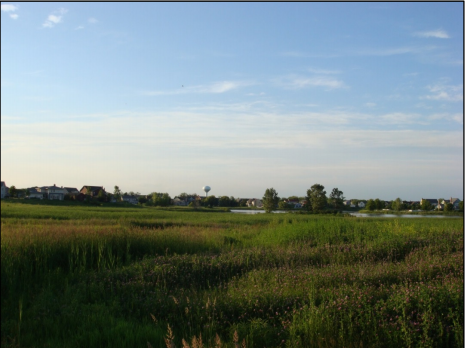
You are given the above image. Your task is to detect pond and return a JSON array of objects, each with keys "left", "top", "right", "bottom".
[{"left": 230, "top": 210, "right": 463, "bottom": 218}]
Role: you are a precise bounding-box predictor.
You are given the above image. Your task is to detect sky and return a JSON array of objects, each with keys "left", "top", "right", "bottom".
[{"left": 1, "top": 2, "right": 463, "bottom": 200}]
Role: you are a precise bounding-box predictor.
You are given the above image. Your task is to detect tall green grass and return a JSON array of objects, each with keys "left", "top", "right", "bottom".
[{"left": 1, "top": 201, "right": 463, "bottom": 347}]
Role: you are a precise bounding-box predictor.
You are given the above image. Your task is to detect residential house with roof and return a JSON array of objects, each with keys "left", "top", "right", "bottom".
[
  {"left": 440, "top": 197, "right": 462, "bottom": 210},
  {"left": 246, "top": 198, "right": 263, "bottom": 208},
  {"left": 47, "top": 185, "right": 67, "bottom": 200},
  {"left": 121, "top": 194, "right": 138, "bottom": 205},
  {"left": 27, "top": 187, "right": 45, "bottom": 199},
  {"left": 1, "top": 181, "right": 8, "bottom": 199},
  {"left": 80, "top": 186, "right": 106, "bottom": 196}
]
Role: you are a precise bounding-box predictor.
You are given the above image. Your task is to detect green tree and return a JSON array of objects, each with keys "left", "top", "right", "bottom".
[
  {"left": 458, "top": 201, "right": 464, "bottom": 212},
  {"left": 263, "top": 188, "right": 279, "bottom": 213},
  {"left": 204, "top": 195, "right": 217, "bottom": 208},
  {"left": 444, "top": 203, "right": 453, "bottom": 212},
  {"left": 113, "top": 186, "right": 121, "bottom": 202},
  {"left": 306, "top": 184, "right": 327, "bottom": 211},
  {"left": 374, "top": 198, "right": 385, "bottom": 210},
  {"left": 392, "top": 198, "right": 403, "bottom": 211},
  {"left": 97, "top": 189, "right": 106, "bottom": 202},
  {"left": 421, "top": 199, "right": 433, "bottom": 211},
  {"left": 366, "top": 199, "right": 376, "bottom": 211},
  {"left": 9, "top": 185, "right": 17, "bottom": 198},
  {"left": 218, "top": 196, "right": 230, "bottom": 207},
  {"left": 351, "top": 199, "right": 359, "bottom": 207},
  {"left": 329, "top": 187, "right": 345, "bottom": 209}
]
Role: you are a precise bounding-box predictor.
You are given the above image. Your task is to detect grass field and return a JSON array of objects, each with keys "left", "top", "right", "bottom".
[{"left": 1, "top": 201, "right": 463, "bottom": 347}]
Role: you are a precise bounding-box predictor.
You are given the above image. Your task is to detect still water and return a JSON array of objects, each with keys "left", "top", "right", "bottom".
[{"left": 230, "top": 210, "right": 462, "bottom": 218}]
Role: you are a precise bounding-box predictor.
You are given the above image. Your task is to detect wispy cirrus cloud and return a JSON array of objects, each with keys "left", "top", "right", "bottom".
[
  {"left": 88, "top": 17, "right": 98, "bottom": 24},
  {"left": 413, "top": 29, "right": 450, "bottom": 39},
  {"left": 273, "top": 74, "right": 346, "bottom": 90},
  {"left": 421, "top": 84, "right": 463, "bottom": 102},
  {"left": 1, "top": 3, "right": 19, "bottom": 19},
  {"left": 141, "top": 80, "right": 254, "bottom": 96},
  {"left": 43, "top": 8, "right": 68, "bottom": 28}
]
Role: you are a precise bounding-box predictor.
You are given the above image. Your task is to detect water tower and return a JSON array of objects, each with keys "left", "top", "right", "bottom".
[{"left": 203, "top": 186, "right": 211, "bottom": 197}]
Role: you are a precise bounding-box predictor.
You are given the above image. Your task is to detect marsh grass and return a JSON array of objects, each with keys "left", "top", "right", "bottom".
[{"left": 1, "top": 201, "right": 463, "bottom": 347}]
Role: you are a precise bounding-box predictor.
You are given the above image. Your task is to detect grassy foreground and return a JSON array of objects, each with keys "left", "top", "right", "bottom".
[{"left": 1, "top": 201, "right": 463, "bottom": 347}]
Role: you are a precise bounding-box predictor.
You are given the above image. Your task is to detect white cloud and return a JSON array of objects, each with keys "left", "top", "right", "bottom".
[
  {"left": 43, "top": 8, "right": 68, "bottom": 28},
  {"left": 365, "top": 102, "right": 376, "bottom": 107},
  {"left": 1, "top": 4, "right": 17, "bottom": 12},
  {"left": 75, "top": 26, "right": 84, "bottom": 30},
  {"left": 422, "top": 84, "right": 463, "bottom": 102},
  {"left": 2, "top": 4, "right": 18, "bottom": 19},
  {"left": 413, "top": 29, "right": 450, "bottom": 39},
  {"left": 274, "top": 75, "right": 345, "bottom": 90},
  {"left": 142, "top": 80, "right": 254, "bottom": 96},
  {"left": 88, "top": 17, "right": 98, "bottom": 24}
]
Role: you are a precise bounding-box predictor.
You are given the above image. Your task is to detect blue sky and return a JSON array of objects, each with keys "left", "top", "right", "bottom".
[{"left": 1, "top": 2, "right": 463, "bottom": 200}]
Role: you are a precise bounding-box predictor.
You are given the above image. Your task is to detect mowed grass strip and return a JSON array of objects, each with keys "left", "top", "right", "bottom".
[{"left": 1, "top": 202, "right": 463, "bottom": 348}]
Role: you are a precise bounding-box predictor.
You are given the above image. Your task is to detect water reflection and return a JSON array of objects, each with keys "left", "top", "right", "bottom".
[{"left": 230, "top": 210, "right": 462, "bottom": 218}]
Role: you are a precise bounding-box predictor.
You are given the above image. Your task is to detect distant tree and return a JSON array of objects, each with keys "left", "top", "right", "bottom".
[
  {"left": 97, "top": 189, "right": 106, "bottom": 202},
  {"left": 179, "top": 193, "right": 188, "bottom": 200},
  {"left": 229, "top": 196, "right": 238, "bottom": 207},
  {"left": 9, "top": 185, "right": 17, "bottom": 198},
  {"left": 138, "top": 196, "right": 148, "bottom": 204},
  {"left": 329, "top": 188, "right": 345, "bottom": 209},
  {"left": 263, "top": 188, "right": 279, "bottom": 213},
  {"left": 218, "top": 196, "right": 231, "bottom": 207},
  {"left": 152, "top": 192, "right": 171, "bottom": 206},
  {"left": 459, "top": 201, "right": 464, "bottom": 212},
  {"left": 392, "top": 198, "right": 403, "bottom": 211},
  {"left": 113, "top": 186, "right": 122, "bottom": 202},
  {"left": 278, "top": 200, "right": 294, "bottom": 210},
  {"left": 365, "top": 199, "right": 376, "bottom": 211},
  {"left": 129, "top": 191, "right": 135, "bottom": 196},
  {"left": 444, "top": 203, "right": 453, "bottom": 212},
  {"left": 306, "top": 184, "right": 327, "bottom": 211},
  {"left": 204, "top": 195, "right": 217, "bottom": 208},
  {"left": 374, "top": 198, "right": 385, "bottom": 210},
  {"left": 288, "top": 196, "right": 299, "bottom": 201},
  {"left": 189, "top": 196, "right": 201, "bottom": 210},
  {"left": 26, "top": 188, "right": 31, "bottom": 196},
  {"left": 351, "top": 199, "right": 359, "bottom": 207},
  {"left": 421, "top": 199, "right": 433, "bottom": 211}
]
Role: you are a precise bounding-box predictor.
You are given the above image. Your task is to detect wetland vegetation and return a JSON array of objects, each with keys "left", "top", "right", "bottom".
[{"left": 1, "top": 201, "right": 463, "bottom": 347}]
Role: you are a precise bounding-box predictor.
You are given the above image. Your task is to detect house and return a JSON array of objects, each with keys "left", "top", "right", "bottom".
[
  {"left": 440, "top": 197, "right": 462, "bottom": 210},
  {"left": 343, "top": 200, "right": 356, "bottom": 208},
  {"left": 46, "top": 184, "right": 67, "bottom": 200},
  {"left": 247, "top": 198, "right": 263, "bottom": 208},
  {"left": 358, "top": 201, "right": 366, "bottom": 208},
  {"left": 121, "top": 194, "right": 138, "bottom": 205},
  {"left": 80, "top": 186, "right": 106, "bottom": 197},
  {"left": 64, "top": 187, "right": 79, "bottom": 195},
  {"left": 27, "top": 187, "right": 45, "bottom": 200},
  {"left": 173, "top": 197, "right": 188, "bottom": 206},
  {"left": 1, "top": 181, "right": 8, "bottom": 199}
]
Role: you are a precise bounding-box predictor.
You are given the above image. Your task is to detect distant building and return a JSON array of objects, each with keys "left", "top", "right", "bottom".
[
  {"left": 121, "top": 194, "right": 138, "bottom": 205},
  {"left": 1, "top": 181, "right": 8, "bottom": 199}
]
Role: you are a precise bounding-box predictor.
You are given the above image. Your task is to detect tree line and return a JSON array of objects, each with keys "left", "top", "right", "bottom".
[{"left": 262, "top": 184, "right": 345, "bottom": 213}]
